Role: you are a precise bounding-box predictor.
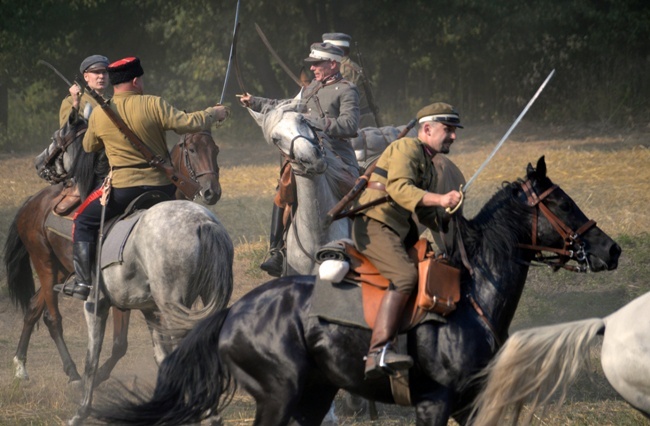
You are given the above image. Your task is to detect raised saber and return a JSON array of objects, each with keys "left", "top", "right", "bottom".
[
  {"left": 447, "top": 69, "right": 556, "bottom": 214},
  {"left": 255, "top": 23, "right": 304, "bottom": 88},
  {"left": 219, "top": 0, "right": 241, "bottom": 104},
  {"left": 37, "top": 59, "right": 73, "bottom": 88}
]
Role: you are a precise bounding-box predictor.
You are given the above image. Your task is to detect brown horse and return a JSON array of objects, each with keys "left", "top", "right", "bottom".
[{"left": 4, "top": 131, "right": 222, "bottom": 384}]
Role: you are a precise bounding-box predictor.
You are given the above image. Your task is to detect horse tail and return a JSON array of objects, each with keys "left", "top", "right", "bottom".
[
  {"left": 159, "top": 220, "right": 234, "bottom": 332},
  {"left": 470, "top": 318, "right": 605, "bottom": 426},
  {"left": 93, "top": 308, "right": 234, "bottom": 425},
  {"left": 4, "top": 217, "right": 35, "bottom": 313}
]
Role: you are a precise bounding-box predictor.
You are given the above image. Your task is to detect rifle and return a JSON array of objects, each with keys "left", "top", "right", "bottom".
[
  {"left": 355, "top": 42, "right": 382, "bottom": 127},
  {"left": 325, "top": 118, "right": 417, "bottom": 223},
  {"left": 76, "top": 78, "right": 201, "bottom": 200}
]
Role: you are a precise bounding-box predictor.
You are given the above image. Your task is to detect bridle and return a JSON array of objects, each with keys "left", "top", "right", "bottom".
[
  {"left": 517, "top": 180, "right": 597, "bottom": 272},
  {"left": 279, "top": 116, "right": 325, "bottom": 176},
  {"left": 177, "top": 131, "right": 220, "bottom": 182}
]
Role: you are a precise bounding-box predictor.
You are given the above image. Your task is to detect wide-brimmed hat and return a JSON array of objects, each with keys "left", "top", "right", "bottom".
[
  {"left": 79, "top": 55, "right": 109, "bottom": 74},
  {"left": 416, "top": 102, "right": 463, "bottom": 128},
  {"left": 304, "top": 42, "right": 344, "bottom": 63},
  {"left": 108, "top": 57, "right": 144, "bottom": 85}
]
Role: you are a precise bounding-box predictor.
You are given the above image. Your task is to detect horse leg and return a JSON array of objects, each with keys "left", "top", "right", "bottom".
[
  {"left": 290, "top": 384, "right": 338, "bottom": 426},
  {"left": 415, "top": 394, "right": 453, "bottom": 426},
  {"left": 13, "top": 291, "right": 45, "bottom": 381},
  {"left": 95, "top": 307, "right": 130, "bottom": 384},
  {"left": 142, "top": 310, "right": 173, "bottom": 365},
  {"left": 68, "top": 296, "right": 110, "bottom": 426}
]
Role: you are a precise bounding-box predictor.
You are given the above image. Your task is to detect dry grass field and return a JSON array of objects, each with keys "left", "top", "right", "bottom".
[{"left": 0, "top": 124, "right": 649, "bottom": 425}]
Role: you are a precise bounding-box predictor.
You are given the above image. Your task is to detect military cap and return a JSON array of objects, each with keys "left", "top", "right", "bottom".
[
  {"left": 304, "top": 42, "right": 344, "bottom": 63},
  {"left": 322, "top": 32, "right": 352, "bottom": 48},
  {"left": 108, "top": 57, "right": 144, "bottom": 86},
  {"left": 79, "top": 55, "right": 109, "bottom": 74},
  {"left": 417, "top": 102, "right": 463, "bottom": 128}
]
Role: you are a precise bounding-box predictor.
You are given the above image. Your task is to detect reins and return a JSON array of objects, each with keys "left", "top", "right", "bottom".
[
  {"left": 518, "top": 180, "right": 597, "bottom": 272},
  {"left": 177, "top": 132, "right": 220, "bottom": 181}
]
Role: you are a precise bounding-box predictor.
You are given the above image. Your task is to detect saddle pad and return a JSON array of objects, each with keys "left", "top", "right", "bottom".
[
  {"left": 100, "top": 210, "right": 145, "bottom": 269},
  {"left": 310, "top": 276, "right": 446, "bottom": 331},
  {"left": 45, "top": 211, "right": 74, "bottom": 241}
]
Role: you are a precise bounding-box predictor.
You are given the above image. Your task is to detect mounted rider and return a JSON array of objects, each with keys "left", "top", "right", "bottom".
[
  {"left": 59, "top": 55, "right": 110, "bottom": 126},
  {"left": 322, "top": 32, "right": 380, "bottom": 128},
  {"left": 54, "top": 56, "right": 229, "bottom": 301},
  {"left": 352, "top": 102, "right": 463, "bottom": 378},
  {"left": 240, "top": 42, "right": 360, "bottom": 277}
]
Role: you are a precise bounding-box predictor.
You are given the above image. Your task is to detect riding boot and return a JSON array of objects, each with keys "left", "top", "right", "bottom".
[
  {"left": 260, "top": 204, "right": 286, "bottom": 277},
  {"left": 54, "top": 241, "right": 94, "bottom": 301},
  {"left": 364, "top": 290, "right": 414, "bottom": 379}
]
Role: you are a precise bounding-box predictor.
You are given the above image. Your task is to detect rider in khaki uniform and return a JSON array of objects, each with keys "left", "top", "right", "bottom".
[
  {"left": 55, "top": 57, "right": 229, "bottom": 300},
  {"left": 352, "top": 102, "right": 463, "bottom": 378},
  {"left": 240, "top": 43, "right": 360, "bottom": 276},
  {"left": 322, "top": 33, "right": 379, "bottom": 128},
  {"left": 59, "top": 55, "right": 110, "bottom": 126}
]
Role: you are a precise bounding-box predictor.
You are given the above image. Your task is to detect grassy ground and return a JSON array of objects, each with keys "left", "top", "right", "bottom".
[{"left": 0, "top": 124, "right": 649, "bottom": 425}]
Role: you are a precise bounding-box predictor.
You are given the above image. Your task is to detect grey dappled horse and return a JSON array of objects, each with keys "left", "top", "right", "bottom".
[
  {"left": 67, "top": 200, "right": 234, "bottom": 426},
  {"left": 471, "top": 290, "right": 650, "bottom": 424},
  {"left": 248, "top": 101, "right": 358, "bottom": 276}
]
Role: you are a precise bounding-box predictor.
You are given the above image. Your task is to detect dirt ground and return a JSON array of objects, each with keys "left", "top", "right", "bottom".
[{"left": 0, "top": 124, "right": 649, "bottom": 425}]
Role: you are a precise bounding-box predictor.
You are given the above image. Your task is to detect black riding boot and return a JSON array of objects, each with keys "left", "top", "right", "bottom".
[
  {"left": 55, "top": 241, "right": 94, "bottom": 301},
  {"left": 364, "top": 290, "right": 414, "bottom": 379},
  {"left": 260, "top": 204, "right": 285, "bottom": 277}
]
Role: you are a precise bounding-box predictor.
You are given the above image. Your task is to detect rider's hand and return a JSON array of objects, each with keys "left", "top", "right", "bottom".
[
  {"left": 69, "top": 84, "right": 82, "bottom": 109},
  {"left": 441, "top": 190, "right": 462, "bottom": 209},
  {"left": 212, "top": 105, "right": 231, "bottom": 123},
  {"left": 237, "top": 93, "right": 252, "bottom": 107}
]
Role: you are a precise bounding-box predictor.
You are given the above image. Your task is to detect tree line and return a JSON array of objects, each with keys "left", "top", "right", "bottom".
[{"left": 1, "top": 0, "right": 648, "bottom": 151}]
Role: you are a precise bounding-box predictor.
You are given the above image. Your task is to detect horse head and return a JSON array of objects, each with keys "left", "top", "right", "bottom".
[
  {"left": 249, "top": 101, "right": 327, "bottom": 176},
  {"left": 516, "top": 156, "right": 621, "bottom": 272},
  {"left": 171, "top": 131, "right": 222, "bottom": 205}
]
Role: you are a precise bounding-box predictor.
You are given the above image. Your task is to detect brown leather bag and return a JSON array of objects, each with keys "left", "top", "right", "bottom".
[{"left": 413, "top": 239, "right": 461, "bottom": 317}]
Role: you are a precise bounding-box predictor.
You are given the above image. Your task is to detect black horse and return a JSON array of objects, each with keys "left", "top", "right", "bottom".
[{"left": 93, "top": 157, "right": 621, "bottom": 425}]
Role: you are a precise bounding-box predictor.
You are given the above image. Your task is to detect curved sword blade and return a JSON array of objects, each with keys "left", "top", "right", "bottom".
[
  {"left": 219, "top": 0, "right": 242, "bottom": 104},
  {"left": 464, "top": 69, "right": 556, "bottom": 192},
  {"left": 37, "top": 59, "right": 73, "bottom": 88}
]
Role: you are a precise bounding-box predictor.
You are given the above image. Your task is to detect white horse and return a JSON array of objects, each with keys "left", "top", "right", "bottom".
[
  {"left": 248, "top": 101, "right": 358, "bottom": 275},
  {"left": 470, "top": 291, "right": 650, "bottom": 425}
]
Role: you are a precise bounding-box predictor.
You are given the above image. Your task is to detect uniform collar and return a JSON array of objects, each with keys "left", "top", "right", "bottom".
[{"left": 417, "top": 138, "right": 436, "bottom": 159}]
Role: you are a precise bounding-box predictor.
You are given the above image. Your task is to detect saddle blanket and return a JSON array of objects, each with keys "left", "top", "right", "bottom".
[
  {"left": 44, "top": 210, "right": 145, "bottom": 269},
  {"left": 310, "top": 276, "right": 446, "bottom": 331}
]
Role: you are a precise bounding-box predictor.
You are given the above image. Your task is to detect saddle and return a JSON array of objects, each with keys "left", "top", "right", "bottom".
[
  {"left": 343, "top": 239, "right": 461, "bottom": 331},
  {"left": 53, "top": 181, "right": 81, "bottom": 216}
]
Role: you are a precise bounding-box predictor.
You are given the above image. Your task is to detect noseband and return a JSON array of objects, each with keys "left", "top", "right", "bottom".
[
  {"left": 280, "top": 118, "right": 325, "bottom": 176},
  {"left": 178, "top": 132, "right": 219, "bottom": 181},
  {"left": 518, "top": 180, "right": 597, "bottom": 272}
]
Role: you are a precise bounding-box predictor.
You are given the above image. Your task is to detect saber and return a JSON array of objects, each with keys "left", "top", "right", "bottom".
[
  {"left": 219, "top": 0, "right": 241, "bottom": 104},
  {"left": 232, "top": 22, "right": 247, "bottom": 93},
  {"left": 37, "top": 59, "right": 73, "bottom": 88},
  {"left": 447, "top": 69, "right": 556, "bottom": 214},
  {"left": 255, "top": 23, "right": 304, "bottom": 88}
]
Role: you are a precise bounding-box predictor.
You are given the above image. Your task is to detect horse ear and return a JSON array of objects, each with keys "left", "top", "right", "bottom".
[
  {"left": 526, "top": 162, "right": 535, "bottom": 176},
  {"left": 536, "top": 156, "right": 547, "bottom": 178},
  {"left": 246, "top": 108, "right": 264, "bottom": 127}
]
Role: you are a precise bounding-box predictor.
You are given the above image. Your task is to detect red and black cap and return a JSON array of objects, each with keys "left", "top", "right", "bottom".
[{"left": 108, "top": 57, "right": 144, "bottom": 86}]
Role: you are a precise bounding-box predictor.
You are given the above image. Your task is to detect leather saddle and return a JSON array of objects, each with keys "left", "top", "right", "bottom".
[{"left": 343, "top": 239, "right": 461, "bottom": 331}]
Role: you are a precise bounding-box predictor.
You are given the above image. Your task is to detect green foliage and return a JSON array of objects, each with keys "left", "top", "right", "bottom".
[{"left": 0, "top": 0, "right": 648, "bottom": 152}]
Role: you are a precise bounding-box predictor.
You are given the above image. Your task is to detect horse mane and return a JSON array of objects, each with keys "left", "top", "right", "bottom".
[
  {"left": 456, "top": 179, "right": 534, "bottom": 278},
  {"left": 258, "top": 99, "right": 302, "bottom": 147},
  {"left": 68, "top": 149, "right": 102, "bottom": 199}
]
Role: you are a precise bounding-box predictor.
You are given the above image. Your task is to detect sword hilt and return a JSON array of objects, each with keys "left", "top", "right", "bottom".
[{"left": 445, "top": 184, "right": 464, "bottom": 215}]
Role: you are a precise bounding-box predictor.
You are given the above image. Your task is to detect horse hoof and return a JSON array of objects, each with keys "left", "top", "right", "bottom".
[
  {"left": 67, "top": 415, "right": 83, "bottom": 426},
  {"left": 13, "top": 356, "right": 29, "bottom": 381}
]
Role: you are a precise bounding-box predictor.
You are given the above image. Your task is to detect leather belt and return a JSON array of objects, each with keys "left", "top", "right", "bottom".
[{"left": 367, "top": 181, "right": 386, "bottom": 192}]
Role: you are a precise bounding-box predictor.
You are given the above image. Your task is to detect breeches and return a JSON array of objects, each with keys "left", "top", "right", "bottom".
[
  {"left": 352, "top": 215, "right": 418, "bottom": 295},
  {"left": 73, "top": 183, "right": 176, "bottom": 243}
]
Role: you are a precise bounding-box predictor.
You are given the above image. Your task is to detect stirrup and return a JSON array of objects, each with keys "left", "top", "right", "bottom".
[
  {"left": 260, "top": 248, "right": 285, "bottom": 277},
  {"left": 54, "top": 278, "right": 92, "bottom": 301}
]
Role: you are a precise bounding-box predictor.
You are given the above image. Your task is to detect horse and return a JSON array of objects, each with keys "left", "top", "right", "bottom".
[
  {"left": 4, "top": 131, "right": 227, "bottom": 391},
  {"left": 91, "top": 156, "right": 621, "bottom": 426},
  {"left": 350, "top": 124, "right": 418, "bottom": 172},
  {"left": 469, "top": 291, "right": 650, "bottom": 425},
  {"left": 247, "top": 101, "right": 359, "bottom": 276}
]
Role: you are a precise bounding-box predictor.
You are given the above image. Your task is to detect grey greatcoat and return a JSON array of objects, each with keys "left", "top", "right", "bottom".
[{"left": 248, "top": 74, "right": 361, "bottom": 170}]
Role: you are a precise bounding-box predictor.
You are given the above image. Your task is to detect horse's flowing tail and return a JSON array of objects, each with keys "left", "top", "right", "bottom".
[
  {"left": 160, "top": 221, "right": 234, "bottom": 331},
  {"left": 470, "top": 318, "right": 605, "bottom": 426},
  {"left": 92, "top": 308, "right": 235, "bottom": 425},
  {"left": 4, "top": 218, "right": 35, "bottom": 313}
]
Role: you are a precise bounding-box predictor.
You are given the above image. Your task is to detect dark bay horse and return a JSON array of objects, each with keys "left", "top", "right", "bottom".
[
  {"left": 92, "top": 156, "right": 620, "bottom": 425},
  {"left": 4, "top": 131, "right": 223, "bottom": 384}
]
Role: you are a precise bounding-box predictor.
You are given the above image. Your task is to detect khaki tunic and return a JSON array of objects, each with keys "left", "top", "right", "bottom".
[
  {"left": 59, "top": 93, "right": 101, "bottom": 127},
  {"left": 356, "top": 137, "right": 440, "bottom": 240},
  {"left": 83, "top": 91, "right": 218, "bottom": 188}
]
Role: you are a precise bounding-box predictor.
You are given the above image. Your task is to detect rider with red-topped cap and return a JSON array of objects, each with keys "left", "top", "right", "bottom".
[{"left": 54, "top": 57, "right": 230, "bottom": 301}]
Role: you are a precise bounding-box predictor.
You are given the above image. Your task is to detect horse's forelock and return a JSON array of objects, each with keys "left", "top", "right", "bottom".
[{"left": 260, "top": 100, "right": 302, "bottom": 146}]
